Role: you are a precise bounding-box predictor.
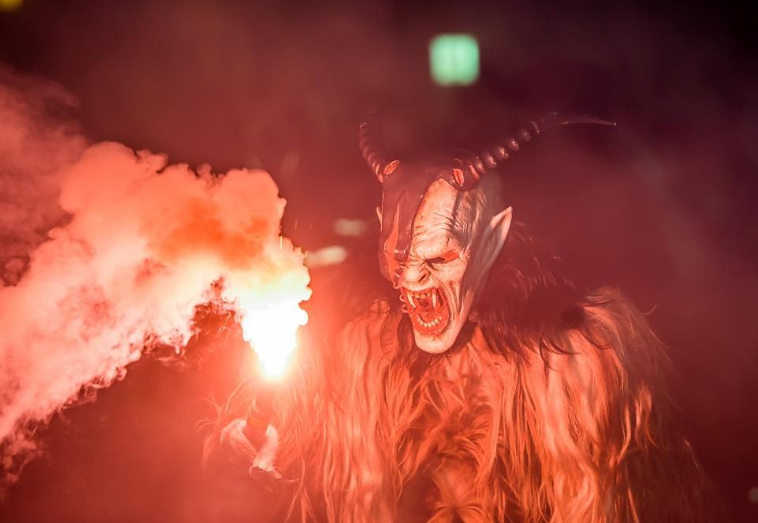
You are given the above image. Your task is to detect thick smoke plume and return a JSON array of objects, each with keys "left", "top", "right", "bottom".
[{"left": 0, "top": 73, "right": 310, "bottom": 487}]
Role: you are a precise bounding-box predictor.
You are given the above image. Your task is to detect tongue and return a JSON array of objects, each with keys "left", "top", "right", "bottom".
[{"left": 419, "top": 312, "right": 433, "bottom": 322}]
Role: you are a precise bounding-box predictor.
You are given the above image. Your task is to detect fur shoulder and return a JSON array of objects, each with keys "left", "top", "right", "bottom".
[{"left": 517, "top": 286, "right": 708, "bottom": 523}]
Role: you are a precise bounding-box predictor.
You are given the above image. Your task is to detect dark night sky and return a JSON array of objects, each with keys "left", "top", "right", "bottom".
[{"left": 0, "top": 0, "right": 757, "bottom": 521}]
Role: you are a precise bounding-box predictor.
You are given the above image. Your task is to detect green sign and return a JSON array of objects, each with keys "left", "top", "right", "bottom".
[{"left": 429, "top": 34, "right": 480, "bottom": 86}]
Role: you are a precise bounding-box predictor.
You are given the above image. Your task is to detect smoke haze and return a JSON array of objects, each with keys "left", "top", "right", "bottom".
[{"left": 0, "top": 69, "right": 84, "bottom": 285}]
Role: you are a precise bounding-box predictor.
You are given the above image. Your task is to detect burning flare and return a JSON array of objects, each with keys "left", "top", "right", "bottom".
[
  {"left": 236, "top": 278, "right": 309, "bottom": 379},
  {"left": 0, "top": 74, "right": 310, "bottom": 487}
]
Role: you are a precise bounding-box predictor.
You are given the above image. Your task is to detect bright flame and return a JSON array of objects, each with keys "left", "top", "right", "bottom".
[
  {"left": 222, "top": 234, "right": 312, "bottom": 379},
  {"left": 240, "top": 300, "right": 308, "bottom": 378}
]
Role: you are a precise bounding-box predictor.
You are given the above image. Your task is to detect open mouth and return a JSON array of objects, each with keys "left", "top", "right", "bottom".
[{"left": 401, "top": 287, "right": 450, "bottom": 336}]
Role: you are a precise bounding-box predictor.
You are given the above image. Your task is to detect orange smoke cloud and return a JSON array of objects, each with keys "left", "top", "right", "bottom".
[{"left": 0, "top": 74, "right": 310, "bottom": 486}]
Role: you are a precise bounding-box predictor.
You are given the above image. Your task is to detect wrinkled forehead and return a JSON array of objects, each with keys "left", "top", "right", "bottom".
[
  {"left": 380, "top": 174, "right": 461, "bottom": 283},
  {"left": 407, "top": 179, "right": 460, "bottom": 250}
]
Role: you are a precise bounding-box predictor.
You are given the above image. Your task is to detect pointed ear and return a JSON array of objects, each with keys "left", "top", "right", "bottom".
[
  {"left": 481, "top": 206, "right": 513, "bottom": 271},
  {"left": 376, "top": 206, "right": 382, "bottom": 227}
]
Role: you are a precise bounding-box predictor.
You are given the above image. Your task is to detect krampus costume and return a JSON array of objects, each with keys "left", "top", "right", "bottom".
[{"left": 205, "top": 112, "right": 708, "bottom": 522}]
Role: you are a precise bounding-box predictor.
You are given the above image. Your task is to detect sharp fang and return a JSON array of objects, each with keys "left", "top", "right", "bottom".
[
  {"left": 407, "top": 292, "right": 415, "bottom": 308},
  {"left": 432, "top": 291, "right": 437, "bottom": 307}
]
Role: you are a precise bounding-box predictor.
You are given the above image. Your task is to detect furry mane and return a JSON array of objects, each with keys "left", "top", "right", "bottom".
[{"left": 205, "top": 221, "right": 712, "bottom": 523}]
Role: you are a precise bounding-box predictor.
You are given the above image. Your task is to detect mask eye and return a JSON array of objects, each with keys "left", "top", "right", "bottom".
[{"left": 426, "top": 250, "right": 457, "bottom": 268}]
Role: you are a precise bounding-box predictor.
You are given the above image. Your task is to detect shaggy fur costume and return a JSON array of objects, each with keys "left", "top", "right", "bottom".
[{"left": 205, "top": 226, "right": 708, "bottom": 523}]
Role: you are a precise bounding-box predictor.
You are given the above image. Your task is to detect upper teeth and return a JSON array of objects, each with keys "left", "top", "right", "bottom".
[{"left": 404, "top": 288, "right": 442, "bottom": 308}]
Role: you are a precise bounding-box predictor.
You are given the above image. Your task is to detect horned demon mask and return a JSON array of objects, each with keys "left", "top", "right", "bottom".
[{"left": 359, "top": 111, "right": 613, "bottom": 354}]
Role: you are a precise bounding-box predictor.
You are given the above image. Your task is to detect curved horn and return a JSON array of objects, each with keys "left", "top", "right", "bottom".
[
  {"left": 463, "top": 112, "right": 616, "bottom": 179},
  {"left": 359, "top": 110, "right": 398, "bottom": 183}
]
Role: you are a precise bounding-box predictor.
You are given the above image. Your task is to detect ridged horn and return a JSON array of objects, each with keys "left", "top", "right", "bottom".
[
  {"left": 462, "top": 112, "right": 616, "bottom": 180},
  {"left": 359, "top": 110, "right": 398, "bottom": 183}
]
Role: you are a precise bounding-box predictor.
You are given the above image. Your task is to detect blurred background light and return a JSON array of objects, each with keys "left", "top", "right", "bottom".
[
  {"left": 429, "top": 34, "right": 479, "bottom": 86},
  {"left": 305, "top": 245, "right": 348, "bottom": 268},
  {"left": 333, "top": 218, "right": 367, "bottom": 237},
  {"left": 0, "top": 0, "right": 23, "bottom": 12}
]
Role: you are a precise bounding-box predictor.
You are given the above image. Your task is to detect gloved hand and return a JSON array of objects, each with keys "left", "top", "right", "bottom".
[
  {"left": 241, "top": 384, "right": 281, "bottom": 478},
  {"left": 211, "top": 380, "right": 281, "bottom": 481}
]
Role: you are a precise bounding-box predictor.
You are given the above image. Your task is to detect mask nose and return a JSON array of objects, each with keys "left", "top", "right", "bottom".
[{"left": 399, "top": 261, "right": 430, "bottom": 289}]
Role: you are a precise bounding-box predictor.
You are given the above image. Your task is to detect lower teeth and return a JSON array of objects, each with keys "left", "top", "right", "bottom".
[{"left": 419, "top": 318, "right": 441, "bottom": 328}]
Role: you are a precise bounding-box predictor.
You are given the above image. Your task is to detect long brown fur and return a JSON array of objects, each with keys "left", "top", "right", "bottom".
[{"left": 205, "top": 226, "right": 710, "bottom": 522}]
